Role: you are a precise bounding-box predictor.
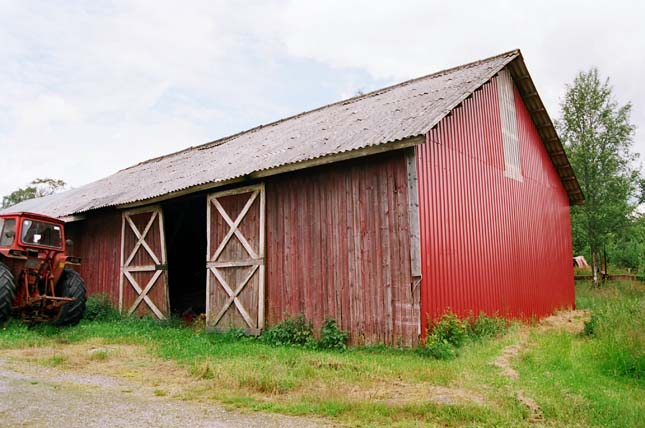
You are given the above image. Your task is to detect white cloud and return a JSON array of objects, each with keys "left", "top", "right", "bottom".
[{"left": 0, "top": 0, "right": 643, "bottom": 198}]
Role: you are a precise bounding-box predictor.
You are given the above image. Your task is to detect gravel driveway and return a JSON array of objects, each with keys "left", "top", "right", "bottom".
[{"left": 0, "top": 359, "right": 328, "bottom": 428}]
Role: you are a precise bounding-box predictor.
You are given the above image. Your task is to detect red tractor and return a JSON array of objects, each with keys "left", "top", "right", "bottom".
[{"left": 0, "top": 212, "right": 86, "bottom": 325}]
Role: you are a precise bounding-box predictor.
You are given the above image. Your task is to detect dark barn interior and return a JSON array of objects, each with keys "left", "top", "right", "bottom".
[{"left": 162, "top": 194, "right": 207, "bottom": 316}]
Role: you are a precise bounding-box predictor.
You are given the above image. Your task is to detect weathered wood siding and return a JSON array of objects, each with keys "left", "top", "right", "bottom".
[
  {"left": 65, "top": 209, "right": 122, "bottom": 301},
  {"left": 64, "top": 152, "right": 419, "bottom": 345},
  {"left": 265, "top": 151, "right": 419, "bottom": 346}
]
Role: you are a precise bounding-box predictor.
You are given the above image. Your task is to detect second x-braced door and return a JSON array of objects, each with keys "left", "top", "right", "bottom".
[{"left": 206, "top": 184, "right": 265, "bottom": 334}]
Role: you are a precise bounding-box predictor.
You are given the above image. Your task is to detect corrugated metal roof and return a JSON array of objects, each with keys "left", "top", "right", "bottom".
[{"left": 4, "top": 49, "right": 581, "bottom": 218}]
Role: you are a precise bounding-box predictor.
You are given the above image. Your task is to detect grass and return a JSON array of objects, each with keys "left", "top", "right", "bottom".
[
  {"left": 40, "top": 354, "right": 67, "bottom": 367},
  {"left": 516, "top": 280, "right": 644, "bottom": 428},
  {"left": 0, "top": 316, "right": 524, "bottom": 426},
  {"left": 0, "top": 281, "right": 643, "bottom": 427}
]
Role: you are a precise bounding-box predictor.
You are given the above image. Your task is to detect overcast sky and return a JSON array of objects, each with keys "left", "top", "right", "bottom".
[{"left": 0, "top": 1, "right": 643, "bottom": 197}]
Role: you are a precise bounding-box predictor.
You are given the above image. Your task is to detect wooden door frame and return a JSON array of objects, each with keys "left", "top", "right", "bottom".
[
  {"left": 206, "top": 183, "right": 266, "bottom": 333},
  {"left": 119, "top": 205, "right": 169, "bottom": 319}
]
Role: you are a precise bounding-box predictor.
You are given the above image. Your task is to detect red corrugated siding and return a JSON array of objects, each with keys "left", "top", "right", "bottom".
[
  {"left": 65, "top": 210, "right": 122, "bottom": 302},
  {"left": 266, "top": 152, "right": 418, "bottom": 346},
  {"left": 417, "top": 75, "right": 575, "bottom": 329}
]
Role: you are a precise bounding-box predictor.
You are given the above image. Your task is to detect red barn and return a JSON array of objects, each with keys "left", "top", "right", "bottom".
[{"left": 6, "top": 50, "right": 583, "bottom": 345}]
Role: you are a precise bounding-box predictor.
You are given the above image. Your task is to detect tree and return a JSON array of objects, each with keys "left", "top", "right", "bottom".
[
  {"left": 2, "top": 178, "right": 67, "bottom": 209},
  {"left": 608, "top": 213, "right": 645, "bottom": 271},
  {"left": 557, "top": 68, "right": 642, "bottom": 285}
]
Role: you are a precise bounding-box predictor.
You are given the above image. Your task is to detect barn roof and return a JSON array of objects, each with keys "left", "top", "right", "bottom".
[{"left": 5, "top": 49, "right": 583, "bottom": 219}]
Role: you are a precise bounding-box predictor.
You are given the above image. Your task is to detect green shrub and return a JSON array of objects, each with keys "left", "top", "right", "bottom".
[
  {"left": 429, "top": 312, "right": 467, "bottom": 348},
  {"left": 263, "top": 314, "right": 315, "bottom": 347},
  {"left": 84, "top": 294, "right": 120, "bottom": 322},
  {"left": 419, "top": 312, "right": 467, "bottom": 360},
  {"left": 467, "top": 312, "right": 507, "bottom": 340},
  {"left": 583, "top": 314, "right": 598, "bottom": 336},
  {"left": 420, "top": 311, "right": 508, "bottom": 360},
  {"left": 418, "top": 336, "right": 457, "bottom": 360},
  {"left": 318, "top": 318, "right": 349, "bottom": 351}
]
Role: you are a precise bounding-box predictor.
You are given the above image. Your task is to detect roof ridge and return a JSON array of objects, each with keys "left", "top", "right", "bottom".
[{"left": 121, "top": 49, "right": 520, "bottom": 171}]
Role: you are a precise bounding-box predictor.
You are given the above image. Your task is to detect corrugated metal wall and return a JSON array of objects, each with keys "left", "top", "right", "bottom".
[
  {"left": 265, "top": 152, "right": 419, "bottom": 346},
  {"left": 417, "top": 73, "right": 575, "bottom": 329},
  {"left": 65, "top": 209, "right": 122, "bottom": 300}
]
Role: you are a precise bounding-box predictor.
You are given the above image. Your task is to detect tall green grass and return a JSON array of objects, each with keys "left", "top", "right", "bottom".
[
  {"left": 516, "top": 280, "right": 644, "bottom": 428},
  {"left": 577, "top": 281, "right": 644, "bottom": 379}
]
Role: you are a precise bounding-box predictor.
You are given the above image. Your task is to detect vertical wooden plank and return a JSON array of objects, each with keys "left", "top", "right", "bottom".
[
  {"left": 381, "top": 162, "right": 393, "bottom": 343},
  {"left": 205, "top": 195, "right": 212, "bottom": 318},
  {"left": 396, "top": 159, "right": 415, "bottom": 344},
  {"left": 157, "top": 209, "right": 170, "bottom": 317},
  {"left": 119, "top": 212, "right": 126, "bottom": 313},
  {"left": 258, "top": 184, "right": 266, "bottom": 329},
  {"left": 406, "top": 148, "right": 422, "bottom": 278},
  {"left": 329, "top": 172, "right": 340, "bottom": 323},
  {"left": 350, "top": 165, "right": 363, "bottom": 342},
  {"left": 314, "top": 175, "right": 325, "bottom": 327}
]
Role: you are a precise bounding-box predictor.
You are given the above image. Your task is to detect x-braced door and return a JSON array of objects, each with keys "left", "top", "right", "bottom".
[
  {"left": 119, "top": 206, "right": 169, "bottom": 319},
  {"left": 206, "top": 184, "right": 265, "bottom": 334}
]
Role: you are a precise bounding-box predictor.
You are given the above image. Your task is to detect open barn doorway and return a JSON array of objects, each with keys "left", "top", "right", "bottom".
[{"left": 162, "top": 194, "right": 207, "bottom": 319}]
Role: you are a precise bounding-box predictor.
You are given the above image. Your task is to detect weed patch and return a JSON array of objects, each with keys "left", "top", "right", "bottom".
[
  {"left": 40, "top": 355, "right": 67, "bottom": 367},
  {"left": 84, "top": 294, "right": 121, "bottom": 322},
  {"left": 576, "top": 281, "right": 644, "bottom": 379},
  {"left": 430, "top": 313, "right": 468, "bottom": 348},
  {"left": 88, "top": 349, "right": 110, "bottom": 361},
  {"left": 318, "top": 318, "right": 349, "bottom": 351},
  {"left": 262, "top": 315, "right": 315, "bottom": 347},
  {"left": 262, "top": 315, "right": 349, "bottom": 350},
  {"left": 190, "top": 361, "right": 216, "bottom": 380},
  {"left": 421, "top": 312, "right": 509, "bottom": 360},
  {"left": 468, "top": 312, "right": 508, "bottom": 340}
]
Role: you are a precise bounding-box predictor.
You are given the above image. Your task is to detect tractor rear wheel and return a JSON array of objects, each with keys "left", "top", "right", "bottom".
[
  {"left": 0, "top": 263, "right": 16, "bottom": 323},
  {"left": 51, "top": 269, "right": 87, "bottom": 326}
]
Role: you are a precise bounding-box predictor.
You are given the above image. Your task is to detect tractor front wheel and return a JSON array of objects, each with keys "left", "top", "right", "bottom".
[
  {"left": 0, "top": 263, "right": 16, "bottom": 323},
  {"left": 52, "top": 269, "right": 87, "bottom": 326}
]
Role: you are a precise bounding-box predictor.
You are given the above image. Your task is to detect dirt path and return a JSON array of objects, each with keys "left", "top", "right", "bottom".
[
  {"left": 492, "top": 309, "right": 590, "bottom": 425},
  {"left": 0, "top": 358, "right": 328, "bottom": 428}
]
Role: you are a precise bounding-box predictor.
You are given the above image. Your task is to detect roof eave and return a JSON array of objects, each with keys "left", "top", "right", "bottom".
[
  {"left": 505, "top": 55, "right": 585, "bottom": 205},
  {"left": 116, "top": 135, "right": 426, "bottom": 211}
]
